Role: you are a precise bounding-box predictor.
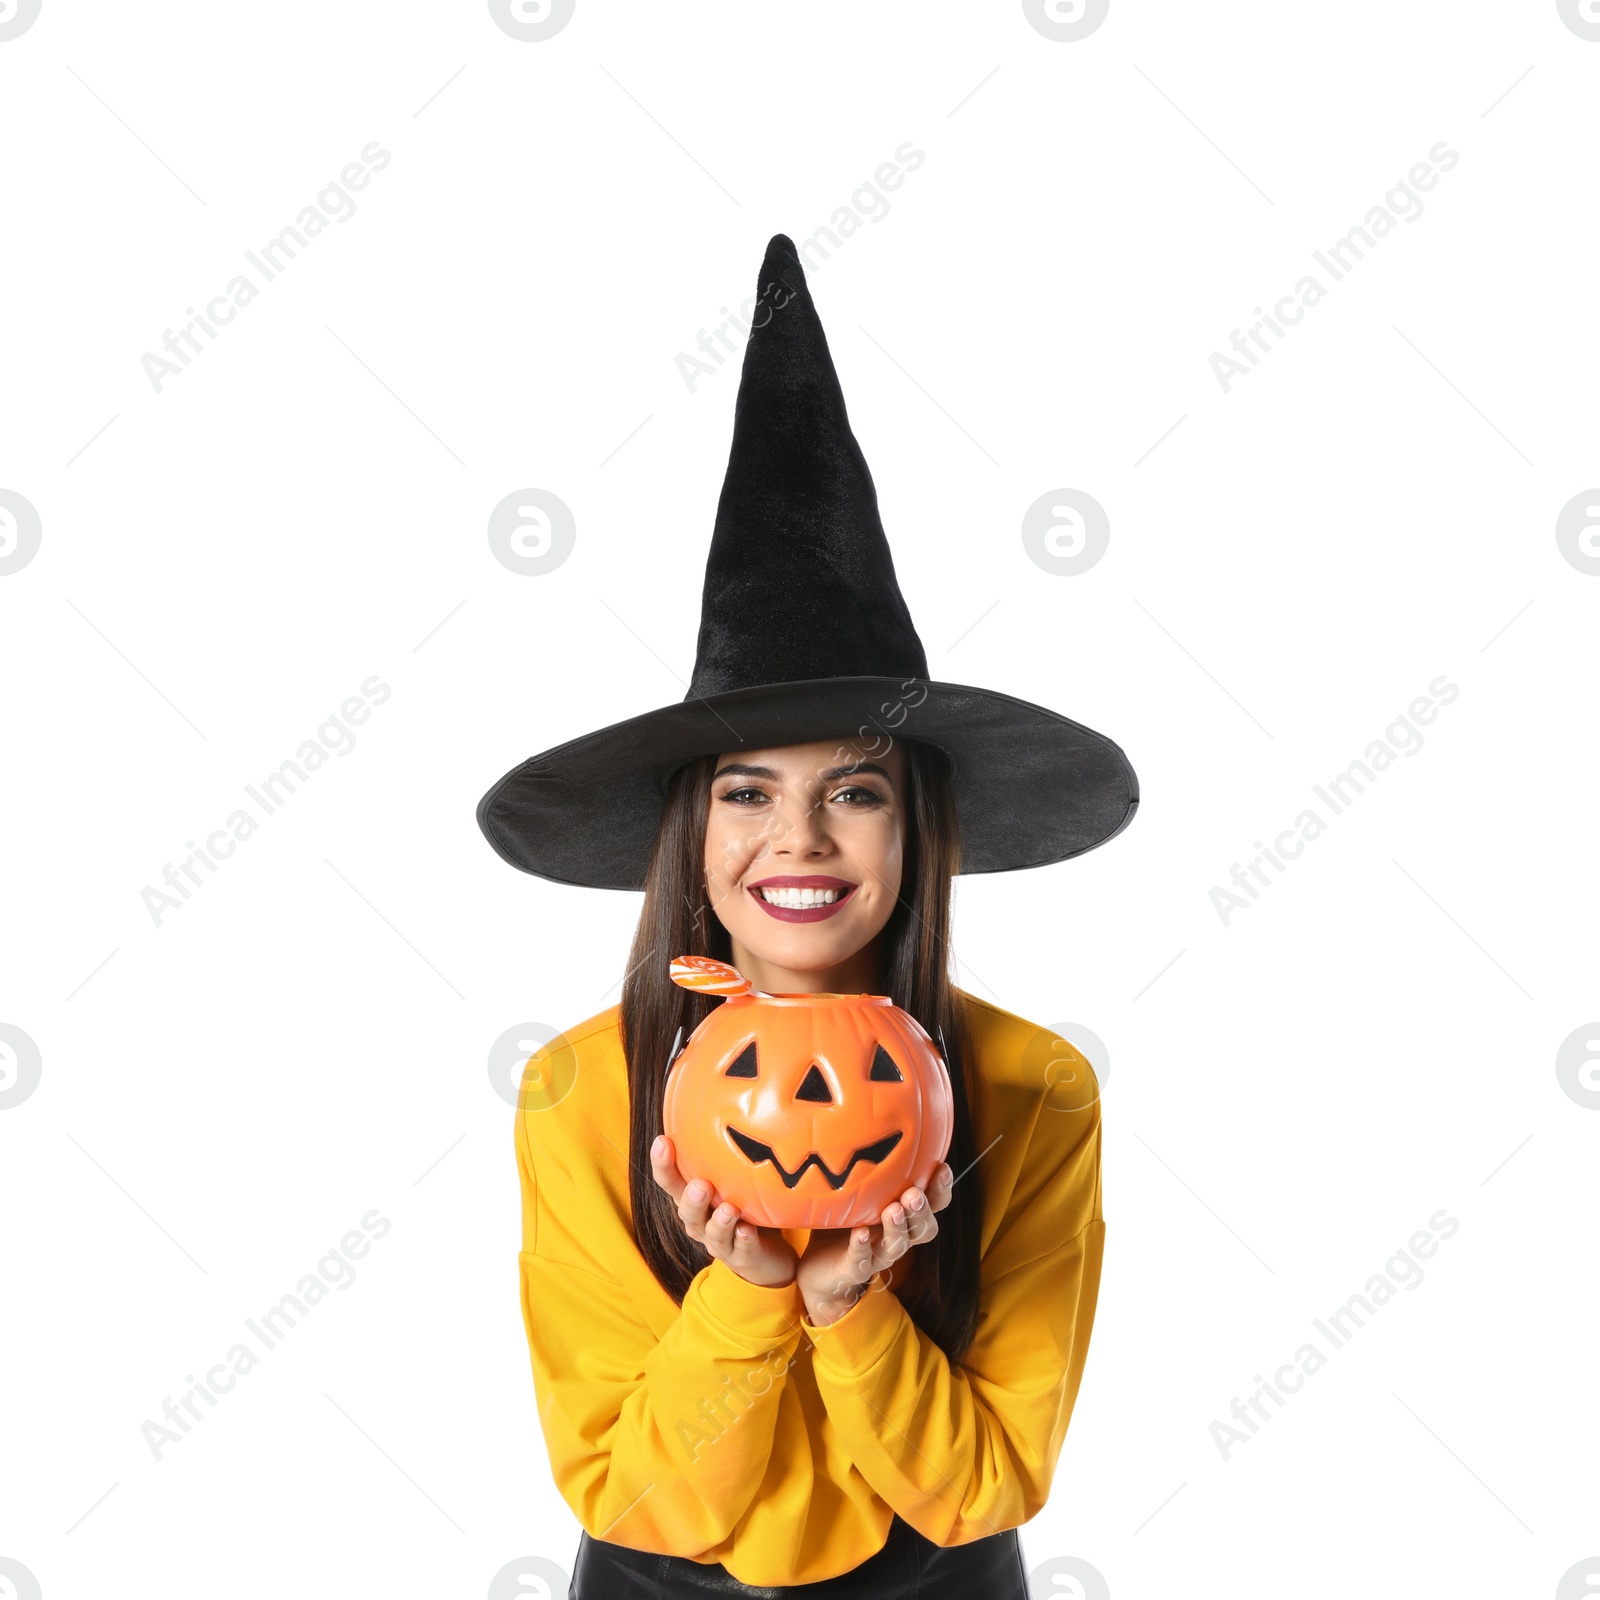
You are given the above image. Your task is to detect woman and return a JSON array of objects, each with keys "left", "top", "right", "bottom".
[{"left": 478, "top": 236, "right": 1138, "bottom": 1593}]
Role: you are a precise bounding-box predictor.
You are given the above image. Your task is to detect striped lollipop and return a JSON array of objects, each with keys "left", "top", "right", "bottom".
[{"left": 668, "top": 955, "right": 753, "bottom": 997}]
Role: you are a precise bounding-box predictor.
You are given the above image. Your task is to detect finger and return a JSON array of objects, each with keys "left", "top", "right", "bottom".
[
  {"left": 727, "top": 1220, "right": 768, "bottom": 1265},
  {"left": 877, "top": 1203, "right": 912, "bottom": 1262},
  {"left": 854, "top": 1226, "right": 882, "bottom": 1281},
  {"left": 926, "top": 1163, "right": 955, "bottom": 1213},
  {"left": 678, "top": 1175, "right": 719, "bottom": 1236},
  {"left": 900, "top": 1186, "right": 940, "bottom": 1245},
  {"left": 702, "top": 1197, "right": 741, "bottom": 1255},
  {"left": 830, "top": 1226, "right": 878, "bottom": 1296},
  {"left": 649, "top": 1134, "right": 685, "bottom": 1202}
]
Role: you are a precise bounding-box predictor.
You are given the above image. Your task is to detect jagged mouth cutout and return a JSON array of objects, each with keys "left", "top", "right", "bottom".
[{"left": 722, "top": 1039, "right": 906, "bottom": 1191}]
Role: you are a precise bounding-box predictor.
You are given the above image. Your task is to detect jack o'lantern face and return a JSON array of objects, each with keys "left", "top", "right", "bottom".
[
  {"left": 662, "top": 985, "right": 954, "bottom": 1230},
  {"left": 722, "top": 1040, "right": 907, "bottom": 1190}
]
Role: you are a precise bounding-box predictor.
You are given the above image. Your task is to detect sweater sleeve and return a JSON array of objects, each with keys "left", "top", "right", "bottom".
[
  {"left": 799, "top": 1108, "right": 1105, "bottom": 1547},
  {"left": 516, "top": 1110, "right": 808, "bottom": 1557}
]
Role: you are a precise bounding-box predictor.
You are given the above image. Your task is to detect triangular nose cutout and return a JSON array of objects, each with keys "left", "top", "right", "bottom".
[{"left": 795, "top": 1064, "right": 832, "bottom": 1103}]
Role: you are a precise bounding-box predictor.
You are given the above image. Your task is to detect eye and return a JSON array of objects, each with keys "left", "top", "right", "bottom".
[
  {"left": 831, "top": 784, "right": 885, "bottom": 806},
  {"left": 719, "top": 786, "right": 771, "bottom": 806},
  {"left": 870, "top": 1045, "right": 903, "bottom": 1082},
  {"left": 724, "top": 1041, "right": 758, "bottom": 1077}
]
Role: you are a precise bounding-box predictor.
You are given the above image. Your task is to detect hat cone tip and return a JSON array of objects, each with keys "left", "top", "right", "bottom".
[{"left": 761, "top": 232, "right": 800, "bottom": 270}]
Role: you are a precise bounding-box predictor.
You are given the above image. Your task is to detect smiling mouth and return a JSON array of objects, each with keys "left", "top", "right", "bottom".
[
  {"left": 726, "top": 1127, "right": 903, "bottom": 1190},
  {"left": 747, "top": 878, "right": 858, "bottom": 922}
]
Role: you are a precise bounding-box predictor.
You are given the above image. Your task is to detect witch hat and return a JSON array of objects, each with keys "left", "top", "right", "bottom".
[{"left": 477, "top": 234, "right": 1137, "bottom": 891}]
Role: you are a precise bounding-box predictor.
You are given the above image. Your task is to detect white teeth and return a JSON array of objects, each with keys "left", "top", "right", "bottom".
[{"left": 758, "top": 886, "right": 844, "bottom": 907}]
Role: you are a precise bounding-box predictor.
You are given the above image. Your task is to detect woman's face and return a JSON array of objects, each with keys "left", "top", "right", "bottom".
[{"left": 702, "top": 737, "right": 908, "bottom": 990}]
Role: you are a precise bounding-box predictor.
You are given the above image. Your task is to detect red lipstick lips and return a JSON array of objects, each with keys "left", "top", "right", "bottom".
[{"left": 747, "top": 874, "right": 857, "bottom": 923}]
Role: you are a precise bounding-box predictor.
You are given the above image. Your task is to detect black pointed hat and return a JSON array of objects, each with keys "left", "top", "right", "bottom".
[{"left": 477, "top": 235, "right": 1137, "bottom": 890}]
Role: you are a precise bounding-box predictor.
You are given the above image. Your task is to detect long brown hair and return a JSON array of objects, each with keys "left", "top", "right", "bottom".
[{"left": 619, "top": 737, "right": 983, "bottom": 1365}]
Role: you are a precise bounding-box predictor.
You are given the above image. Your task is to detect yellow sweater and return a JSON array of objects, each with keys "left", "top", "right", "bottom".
[{"left": 513, "top": 988, "right": 1105, "bottom": 1588}]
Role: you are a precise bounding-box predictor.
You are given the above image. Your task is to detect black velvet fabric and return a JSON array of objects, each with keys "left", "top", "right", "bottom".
[
  {"left": 476, "top": 235, "right": 1139, "bottom": 890},
  {"left": 477, "top": 675, "right": 1137, "bottom": 891},
  {"left": 688, "top": 235, "right": 927, "bottom": 699}
]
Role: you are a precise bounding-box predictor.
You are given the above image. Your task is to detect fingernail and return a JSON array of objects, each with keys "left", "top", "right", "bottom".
[
  {"left": 651, "top": 1136, "right": 665, "bottom": 1158},
  {"left": 887, "top": 1206, "right": 904, "bottom": 1225},
  {"left": 716, "top": 1204, "right": 734, "bottom": 1223},
  {"left": 687, "top": 1180, "right": 706, "bottom": 1202},
  {"left": 908, "top": 1191, "right": 926, "bottom": 1211}
]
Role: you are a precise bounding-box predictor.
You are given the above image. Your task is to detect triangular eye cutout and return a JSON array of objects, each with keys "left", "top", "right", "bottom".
[
  {"left": 724, "top": 1042, "right": 758, "bottom": 1078},
  {"left": 870, "top": 1044, "right": 903, "bottom": 1082},
  {"left": 795, "top": 1063, "right": 833, "bottom": 1102}
]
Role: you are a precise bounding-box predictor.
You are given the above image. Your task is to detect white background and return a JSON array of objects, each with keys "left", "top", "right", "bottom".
[{"left": 2, "top": 3, "right": 1597, "bottom": 1597}]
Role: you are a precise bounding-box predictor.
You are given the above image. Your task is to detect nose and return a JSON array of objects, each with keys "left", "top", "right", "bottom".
[
  {"left": 768, "top": 781, "right": 831, "bottom": 857},
  {"left": 795, "top": 1063, "right": 832, "bottom": 1103}
]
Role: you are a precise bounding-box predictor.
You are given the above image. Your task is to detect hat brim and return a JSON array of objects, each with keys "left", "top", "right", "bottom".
[{"left": 476, "top": 676, "right": 1138, "bottom": 891}]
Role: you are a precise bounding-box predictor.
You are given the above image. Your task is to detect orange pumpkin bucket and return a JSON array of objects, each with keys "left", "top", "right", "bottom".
[{"left": 663, "top": 956, "right": 954, "bottom": 1230}]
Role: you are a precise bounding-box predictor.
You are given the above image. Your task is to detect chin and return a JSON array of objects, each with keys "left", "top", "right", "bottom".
[{"left": 740, "top": 927, "right": 856, "bottom": 971}]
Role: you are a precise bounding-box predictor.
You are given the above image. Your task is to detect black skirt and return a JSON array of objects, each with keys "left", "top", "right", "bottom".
[{"left": 568, "top": 1511, "right": 1027, "bottom": 1597}]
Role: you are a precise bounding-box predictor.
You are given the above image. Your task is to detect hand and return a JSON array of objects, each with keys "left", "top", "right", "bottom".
[
  {"left": 650, "top": 1134, "right": 799, "bottom": 1289},
  {"left": 797, "top": 1163, "right": 955, "bottom": 1327}
]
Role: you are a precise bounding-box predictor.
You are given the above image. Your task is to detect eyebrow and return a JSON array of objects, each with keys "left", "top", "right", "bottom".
[{"left": 712, "top": 761, "right": 896, "bottom": 785}]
